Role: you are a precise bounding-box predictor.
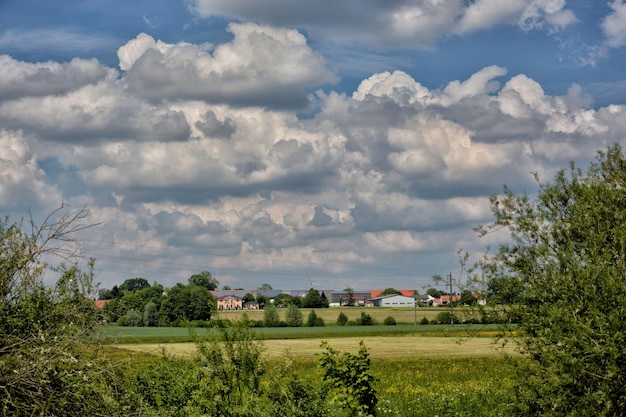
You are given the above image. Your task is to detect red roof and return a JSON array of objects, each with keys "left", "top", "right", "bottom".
[
  {"left": 369, "top": 289, "right": 416, "bottom": 298},
  {"left": 94, "top": 300, "right": 111, "bottom": 308}
]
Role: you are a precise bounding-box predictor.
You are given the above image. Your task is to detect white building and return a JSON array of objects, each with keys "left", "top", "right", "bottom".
[{"left": 367, "top": 294, "right": 416, "bottom": 307}]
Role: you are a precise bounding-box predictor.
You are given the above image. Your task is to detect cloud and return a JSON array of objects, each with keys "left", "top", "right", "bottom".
[
  {"left": 118, "top": 24, "right": 338, "bottom": 108},
  {"left": 189, "top": 0, "right": 576, "bottom": 49},
  {"left": 602, "top": 0, "right": 626, "bottom": 48},
  {"left": 0, "top": 56, "right": 113, "bottom": 100},
  {"left": 0, "top": 130, "right": 61, "bottom": 211}
]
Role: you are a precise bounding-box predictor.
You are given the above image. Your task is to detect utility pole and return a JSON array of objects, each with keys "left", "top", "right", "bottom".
[{"left": 448, "top": 272, "right": 454, "bottom": 325}]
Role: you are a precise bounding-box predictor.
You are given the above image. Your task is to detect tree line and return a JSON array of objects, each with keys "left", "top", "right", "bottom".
[{"left": 100, "top": 275, "right": 330, "bottom": 327}]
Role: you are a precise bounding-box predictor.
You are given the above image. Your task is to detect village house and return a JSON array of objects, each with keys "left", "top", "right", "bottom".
[{"left": 217, "top": 294, "right": 243, "bottom": 310}]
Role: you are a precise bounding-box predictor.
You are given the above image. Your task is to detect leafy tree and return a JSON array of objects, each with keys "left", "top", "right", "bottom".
[
  {"left": 188, "top": 270, "right": 219, "bottom": 290},
  {"left": 260, "top": 283, "right": 273, "bottom": 291},
  {"left": 426, "top": 287, "right": 445, "bottom": 298},
  {"left": 381, "top": 287, "right": 400, "bottom": 296},
  {"left": 143, "top": 300, "right": 159, "bottom": 326},
  {"left": 459, "top": 289, "right": 476, "bottom": 306},
  {"left": 383, "top": 316, "right": 396, "bottom": 325},
  {"left": 119, "top": 277, "right": 150, "bottom": 292},
  {"left": 159, "top": 283, "right": 213, "bottom": 325},
  {"left": 242, "top": 292, "right": 255, "bottom": 303},
  {"left": 478, "top": 144, "right": 626, "bottom": 416},
  {"left": 222, "top": 285, "right": 231, "bottom": 290},
  {"left": 263, "top": 303, "right": 280, "bottom": 327},
  {"left": 285, "top": 303, "right": 303, "bottom": 327},
  {"left": 302, "top": 288, "right": 329, "bottom": 308},
  {"left": 273, "top": 292, "right": 293, "bottom": 307}
]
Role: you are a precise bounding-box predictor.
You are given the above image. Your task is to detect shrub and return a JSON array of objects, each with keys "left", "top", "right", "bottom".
[
  {"left": 420, "top": 316, "right": 430, "bottom": 325},
  {"left": 285, "top": 303, "right": 303, "bottom": 327},
  {"left": 356, "top": 312, "right": 374, "bottom": 326},
  {"left": 318, "top": 341, "right": 378, "bottom": 416},
  {"left": 383, "top": 316, "right": 396, "bottom": 325},
  {"left": 336, "top": 311, "right": 348, "bottom": 326}
]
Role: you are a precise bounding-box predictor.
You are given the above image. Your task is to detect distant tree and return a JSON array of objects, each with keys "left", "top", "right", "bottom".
[
  {"left": 383, "top": 316, "right": 396, "bottom": 325},
  {"left": 120, "top": 277, "right": 150, "bottom": 292},
  {"left": 307, "top": 310, "right": 319, "bottom": 327},
  {"left": 256, "top": 294, "right": 269, "bottom": 306},
  {"left": 242, "top": 292, "right": 255, "bottom": 303},
  {"left": 263, "top": 303, "right": 280, "bottom": 327},
  {"left": 98, "top": 288, "right": 114, "bottom": 300},
  {"left": 342, "top": 287, "right": 355, "bottom": 306},
  {"left": 260, "top": 283, "right": 273, "bottom": 291},
  {"left": 222, "top": 285, "right": 231, "bottom": 290},
  {"left": 285, "top": 304, "right": 303, "bottom": 327},
  {"left": 122, "top": 308, "right": 143, "bottom": 327},
  {"left": 426, "top": 287, "right": 445, "bottom": 298},
  {"left": 303, "top": 288, "right": 329, "bottom": 308},
  {"left": 111, "top": 285, "right": 121, "bottom": 299},
  {"left": 159, "top": 283, "right": 214, "bottom": 325},
  {"left": 336, "top": 312, "right": 348, "bottom": 326},
  {"left": 273, "top": 293, "right": 293, "bottom": 307},
  {"left": 143, "top": 301, "right": 159, "bottom": 326},
  {"left": 460, "top": 289, "right": 476, "bottom": 306},
  {"left": 188, "top": 271, "right": 219, "bottom": 290},
  {"left": 381, "top": 288, "right": 400, "bottom": 296}
]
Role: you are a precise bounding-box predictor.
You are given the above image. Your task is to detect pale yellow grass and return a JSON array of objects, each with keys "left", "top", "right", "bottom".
[{"left": 115, "top": 336, "right": 518, "bottom": 360}]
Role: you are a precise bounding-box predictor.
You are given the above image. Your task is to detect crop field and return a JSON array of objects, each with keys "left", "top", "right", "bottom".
[{"left": 114, "top": 335, "right": 518, "bottom": 360}]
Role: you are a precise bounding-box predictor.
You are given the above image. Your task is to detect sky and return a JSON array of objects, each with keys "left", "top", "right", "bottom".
[{"left": 2, "top": 0, "right": 626, "bottom": 292}]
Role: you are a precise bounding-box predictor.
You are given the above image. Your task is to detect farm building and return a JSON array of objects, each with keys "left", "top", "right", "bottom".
[{"left": 367, "top": 294, "right": 416, "bottom": 307}]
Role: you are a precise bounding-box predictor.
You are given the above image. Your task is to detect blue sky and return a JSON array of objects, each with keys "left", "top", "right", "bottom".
[{"left": 2, "top": 0, "right": 626, "bottom": 292}]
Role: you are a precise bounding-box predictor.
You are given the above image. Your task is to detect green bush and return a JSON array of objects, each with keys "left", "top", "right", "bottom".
[
  {"left": 356, "top": 312, "right": 374, "bottom": 326},
  {"left": 383, "top": 316, "right": 396, "bottom": 325},
  {"left": 336, "top": 311, "right": 348, "bottom": 326}
]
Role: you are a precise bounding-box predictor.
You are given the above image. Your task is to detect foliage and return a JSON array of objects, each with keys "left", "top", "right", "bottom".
[
  {"left": 188, "top": 270, "right": 219, "bottom": 290},
  {"left": 426, "top": 287, "right": 444, "bottom": 298},
  {"left": 302, "top": 288, "right": 329, "bottom": 308},
  {"left": 307, "top": 310, "right": 325, "bottom": 327},
  {"left": 119, "top": 277, "right": 150, "bottom": 292},
  {"left": 356, "top": 312, "right": 374, "bottom": 326},
  {"left": 383, "top": 316, "right": 396, "bottom": 325},
  {"left": 337, "top": 311, "right": 349, "bottom": 326},
  {"left": 318, "top": 340, "right": 378, "bottom": 416},
  {"left": 285, "top": 303, "right": 304, "bottom": 327},
  {"left": 263, "top": 303, "right": 280, "bottom": 327},
  {"left": 381, "top": 288, "right": 400, "bottom": 296},
  {"left": 0, "top": 206, "right": 120, "bottom": 416},
  {"left": 478, "top": 144, "right": 626, "bottom": 416}
]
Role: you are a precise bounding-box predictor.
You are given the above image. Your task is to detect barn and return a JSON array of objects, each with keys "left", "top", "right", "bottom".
[{"left": 367, "top": 294, "right": 416, "bottom": 307}]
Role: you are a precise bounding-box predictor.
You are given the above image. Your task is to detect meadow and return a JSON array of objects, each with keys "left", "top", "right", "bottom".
[{"left": 101, "top": 308, "right": 520, "bottom": 416}]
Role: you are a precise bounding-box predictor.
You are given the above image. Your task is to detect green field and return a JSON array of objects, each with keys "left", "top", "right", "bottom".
[{"left": 102, "top": 323, "right": 521, "bottom": 416}]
